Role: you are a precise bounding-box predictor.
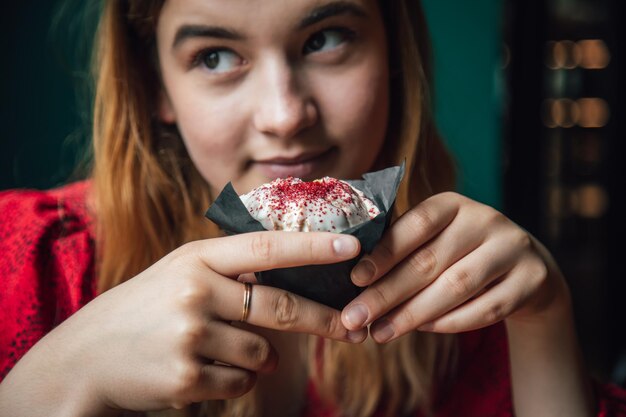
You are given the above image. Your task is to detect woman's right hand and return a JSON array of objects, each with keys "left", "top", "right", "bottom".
[{"left": 0, "top": 232, "right": 365, "bottom": 416}]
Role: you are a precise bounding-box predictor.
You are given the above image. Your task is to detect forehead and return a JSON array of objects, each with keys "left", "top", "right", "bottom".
[{"left": 158, "top": 0, "right": 376, "bottom": 37}]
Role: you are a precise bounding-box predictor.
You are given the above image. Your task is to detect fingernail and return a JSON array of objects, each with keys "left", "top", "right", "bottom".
[
  {"left": 371, "top": 320, "right": 395, "bottom": 343},
  {"left": 352, "top": 259, "right": 376, "bottom": 284},
  {"left": 345, "top": 304, "right": 368, "bottom": 328},
  {"left": 347, "top": 329, "right": 367, "bottom": 343},
  {"left": 333, "top": 236, "right": 358, "bottom": 256}
]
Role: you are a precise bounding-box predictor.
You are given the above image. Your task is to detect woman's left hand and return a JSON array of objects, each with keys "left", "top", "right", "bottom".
[{"left": 341, "top": 191, "right": 571, "bottom": 342}]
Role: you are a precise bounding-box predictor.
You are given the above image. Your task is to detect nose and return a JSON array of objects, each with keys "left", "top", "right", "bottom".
[{"left": 252, "top": 59, "right": 318, "bottom": 139}]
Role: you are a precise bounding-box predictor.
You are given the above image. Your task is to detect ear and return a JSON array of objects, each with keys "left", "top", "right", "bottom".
[{"left": 158, "top": 90, "right": 176, "bottom": 123}]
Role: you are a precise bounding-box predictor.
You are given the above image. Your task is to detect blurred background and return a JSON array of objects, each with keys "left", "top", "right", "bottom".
[{"left": 1, "top": 0, "right": 624, "bottom": 386}]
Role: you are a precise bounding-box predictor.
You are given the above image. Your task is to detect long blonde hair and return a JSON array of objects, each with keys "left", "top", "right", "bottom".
[{"left": 91, "top": 1, "right": 457, "bottom": 416}]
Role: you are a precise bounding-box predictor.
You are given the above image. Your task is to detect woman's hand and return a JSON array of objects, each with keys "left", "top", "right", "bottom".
[
  {"left": 341, "top": 191, "right": 570, "bottom": 341},
  {"left": 0, "top": 232, "right": 365, "bottom": 416},
  {"left": 340, "top": 192, "right": 595, "bottom": 416}
]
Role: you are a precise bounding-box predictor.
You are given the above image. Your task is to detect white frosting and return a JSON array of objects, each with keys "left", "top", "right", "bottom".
[{"left": 240, "top": 177, "right": 380, "bottom": 232}]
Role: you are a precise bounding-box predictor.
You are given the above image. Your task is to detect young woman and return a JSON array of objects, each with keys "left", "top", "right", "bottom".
[{"left": 1, "top": 1, "right": 624, "bottom": 416}]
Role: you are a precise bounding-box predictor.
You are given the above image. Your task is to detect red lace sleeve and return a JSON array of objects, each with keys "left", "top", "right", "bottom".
[{"left": 0, "top": 182, "right": 97, "bottom": 380}]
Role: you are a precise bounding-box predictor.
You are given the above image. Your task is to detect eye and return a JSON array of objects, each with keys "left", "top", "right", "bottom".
[
  {"left": 196, "top": 48, "right": 243, "bottom": 73},
  {"left": 303, "top": 28, "right": 354, "bottom": 54}
]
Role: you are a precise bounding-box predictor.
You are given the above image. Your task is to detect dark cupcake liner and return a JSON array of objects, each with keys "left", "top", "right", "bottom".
[{"left": 205, "top": 163, "right": 405, "bottom": 310}]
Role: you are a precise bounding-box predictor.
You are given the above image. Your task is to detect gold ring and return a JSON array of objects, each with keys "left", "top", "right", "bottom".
[{"left": 240, "top": 282, "right": 252, "bottom": 322}]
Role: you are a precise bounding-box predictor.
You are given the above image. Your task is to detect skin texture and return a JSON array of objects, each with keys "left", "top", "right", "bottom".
[{"left": 0, "top": 0, "right": 596, "bottom": 416}]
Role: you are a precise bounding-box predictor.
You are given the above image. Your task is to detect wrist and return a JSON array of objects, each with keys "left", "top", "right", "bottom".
[
  {"left": 0, "top": 331, "right": 115, "bottom": 417},
  {"left": 38, "top": 321, "right": 115, "bottom": 416},
  {"left": 506, "top": 278, "right": 572, "bottom": 332},
  {"left": 507, "top": 235, "right": 574, "bottom": 328},
  {"left": 504, "top": 281, "right": 595, "bottom": 417}
]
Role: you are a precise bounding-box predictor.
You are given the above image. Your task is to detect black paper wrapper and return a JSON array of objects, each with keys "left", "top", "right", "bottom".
[{"left": 205, "top": 164, "right": 405, "bottom": 310}]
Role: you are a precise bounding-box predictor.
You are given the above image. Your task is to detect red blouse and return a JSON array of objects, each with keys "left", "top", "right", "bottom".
[{"left": 1, "top": 182, "right": 625, "bottom": 416}]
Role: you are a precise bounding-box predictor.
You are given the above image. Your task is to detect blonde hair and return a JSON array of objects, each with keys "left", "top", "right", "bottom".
[{"left": 91, "top": 1, "right": 457, "bottom": 416}]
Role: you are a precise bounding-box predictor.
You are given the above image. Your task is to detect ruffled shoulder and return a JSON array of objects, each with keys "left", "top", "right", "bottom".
[{"left": 0, "top": 181, "right": 97, "bottom": 380}]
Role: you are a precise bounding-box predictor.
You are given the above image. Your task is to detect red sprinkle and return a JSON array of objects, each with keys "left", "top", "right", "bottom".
[
  {"left": 257, "top": 177, "right": 357, "bottom": 213},
  {"left": 241, "top": 176, "right": 380, "bottom": 231}
]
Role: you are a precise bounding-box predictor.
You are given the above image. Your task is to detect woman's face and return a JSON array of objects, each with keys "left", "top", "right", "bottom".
[{"left": 156, "top": 0, "right": 389, "bottom": 194}]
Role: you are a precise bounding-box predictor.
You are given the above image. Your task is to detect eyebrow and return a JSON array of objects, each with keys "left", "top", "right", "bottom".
[
  {"left": 298, "top": 1, "right": 369, "bottom": 30},
  {"left": 172, "top": 1, "right": 368, "bottom": 50},
  {"left": 172, "top": 25, "right": 245, "bottom": 49}
]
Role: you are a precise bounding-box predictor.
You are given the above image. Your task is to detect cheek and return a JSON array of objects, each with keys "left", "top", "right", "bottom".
[
  {"left": 171, "top": 93, "right": 249, "bottom": 186},
  {"left": 317, "top": 59, "right": 389, "bottom": 165},
  {"left": 343, "top": 71, "right": 389, "bottom": 145},
  {"left": 157, "top": 38, "right": 250, "bottom": 189}
]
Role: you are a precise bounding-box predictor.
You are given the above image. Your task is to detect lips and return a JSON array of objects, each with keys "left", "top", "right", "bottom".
[{"left": 252, "top": 148, "right": 336, "bottom": 179}]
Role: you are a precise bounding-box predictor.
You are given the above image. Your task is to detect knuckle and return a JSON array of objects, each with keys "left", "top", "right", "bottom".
[
  {"left": 174, "top": 241, "right": 195, "bottom": 257},
  {"left": 483, "top": 301, "right": 509, "bottom": 324},
  {"left": 244, "top": 338, "right": 272, "bottom": 368},
  {"left": 513, "top": 230, "right": 532, "bottom": 250},
  {"left": 443, "top": 269, "right": 473, "bottom": 297},
  {"left": 485, "top": 209, "right": 508, "bottom": 227},
  {"left": 167, "top": 243, "right": 196, "bottom": 270},
  {"left": 174, "top": 276, "right": 207, "bottom": 309},
  {"left": 222, "top": 372, "right": 255, "bottom": 398},
  {"left": 321, "top": 311, "right": 342, "bottom": 336},
  {"left": 439, "top": 191, "right": 459, "bottom": 200},
  {"left": 251, "top": 233, "right": 274, "bottom": 261},
  {"left": 368, "top": 283, "right": 391, "bottom": 308},
  {"left": 176, "top": 240, "right": 204, "bottom": 263},
  {"left": 177, "top": 320, "right": 206, "bottom": 349},
  {"left": 439, "top": 191, "right": 466, "bottom": 207},
  {"left": 171, "top": 362, "right": 202, "bottom": 397},
  {"left": 273, "top": 291, "right": 299, "bottom": 329},
  {"left": 305, "top": 236, "right": 318, "bottom": 261},
  {"left": 405, "top": 207, "right": 436, "bottom": 236},
  {"left": 406, "top": 247, "right": 437, "bottom": 276}
]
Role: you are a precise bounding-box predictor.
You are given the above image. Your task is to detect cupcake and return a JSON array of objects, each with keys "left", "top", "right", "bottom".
[
  {"left": 206, "top": 164, "right": 404, "bottom": 309},
  {"left": 239, "top": 177, "right": 380, "bottom": 233}
]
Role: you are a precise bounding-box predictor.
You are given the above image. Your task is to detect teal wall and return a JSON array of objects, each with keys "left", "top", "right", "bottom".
[
  {"left": 1, "top": 1, "right": 503, "bottom": 210},
  {"left": 423, "top": 0, "right": 503, "bottom": 209},
  {"left": 0, "top": 1, "right": 95, "bottom": 190}
]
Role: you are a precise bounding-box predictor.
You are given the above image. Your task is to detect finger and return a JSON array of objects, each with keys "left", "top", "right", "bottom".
[
  {"left": 342, "top": 210, "right": 485, "bottom": 330},
  {"left": 370, "top": 264, "right": 533, "bottom": 341},
  {"left": 366, "top": 236, "right": 519, "bottom": 335},
  {"left": 197, "top": 322, "right": 278, "bottom": 373},
  {"left": 414, "top": 268, "right": 533, "bottom": 333},
  {"left": 194, "top": 231, "right": 360, "bottom": 277},
  {"left": 215, "top": 280, "right": 367, "bottom": 343},
  {"left": 421, "top": 252, "right": 551, "bottom": 333},
  {"left": 350, "top": 193, "right": 461, "bottom": 287},
  {"left": 178, "top": 363, "right": 256, "bottom": 405}
]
